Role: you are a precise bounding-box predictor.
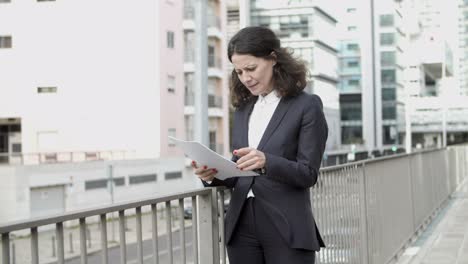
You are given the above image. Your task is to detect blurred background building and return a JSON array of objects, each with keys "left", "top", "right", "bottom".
[
  {"left": 0, "top": 0, "right": 230, "bottom": 223},
  {"left": 183, "top": 0, "right": 230, "bottom": 156},
  {"left": 0, "top": 0, "right": 468, "bottom": 224},
  {"left": 229, "top": 0, "right": 342, "bottom": 153}
]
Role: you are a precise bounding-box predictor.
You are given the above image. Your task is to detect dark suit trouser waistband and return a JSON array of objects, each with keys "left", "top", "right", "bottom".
[{"left": 227, "top": 198, "right": 316, "bottom": 264}]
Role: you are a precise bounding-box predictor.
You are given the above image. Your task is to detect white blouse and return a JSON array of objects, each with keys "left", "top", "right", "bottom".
[{"left": 246, "top": 90, "right": 281, "bottom": 197}]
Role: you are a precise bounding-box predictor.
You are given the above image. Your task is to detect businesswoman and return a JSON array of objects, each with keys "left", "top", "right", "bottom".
[{"left": 193, "top": 26, "right": 328, "bottom": 264}]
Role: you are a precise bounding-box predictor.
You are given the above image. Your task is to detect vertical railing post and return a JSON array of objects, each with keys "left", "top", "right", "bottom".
[
  {"left": 192, "top": 196, "right": 199, "bottom": 264},
  {"left": 79, "top": 218, "right": 88, "bottom": 264},
  {"left": 56, "top": 222, "right": 65, "bottom": 264},
  {"left": 2, "top": 233, "right": 10, "bottom": 264},
  {"left": 165, "top": 201, "right": 173, "bottom": 264},
  {"left": 119, "top": 210, "right": 127, "bottom": 264},
  {"left": 178, "top": 198, "right": 186, "bottom": 264},
  {"left": 218, "top": 190, "right": 226, "bottom": 264},
  {"left": 136, "top": 207, "right": 143, "bottom": 264},
  {"left": 69, "top": 232, "right": 74, "bottom": 253},
  {"left": 197, "top": 189, "right": 217, "bottom": 264},
  {"left": 11, "top": 242, "right": 15, "bottom": 264},
  {"left": 359, "top": 164, "right": 369, "bottom": 264},
  {"left": 151, "top": 205, "right": 158, "bottom": 264},
  {"left": 51, "top": 236, "right": 56, "bottom": 257},
  {"left": 100, "top": 214, "right": 108, "bottom": 264},
  {"left": 211, "top": 188, "right": 220, "bottom": 264},
  {"left": 31, "top": 228, "right": 39, "bottom": 264}
]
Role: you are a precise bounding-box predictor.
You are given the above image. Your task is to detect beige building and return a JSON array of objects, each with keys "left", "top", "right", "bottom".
[{"left": 183, "top": 0, "right": 230, "bottom": 157}]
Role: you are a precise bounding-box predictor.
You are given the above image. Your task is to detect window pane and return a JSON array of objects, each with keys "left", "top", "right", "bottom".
[
  {"left": 129, "top": 174, "right": 157, "bottom": 185},
  {"left": 380, "top": 14, "right": 394, "bottom": 27},
  {"left": 0, "top": 36, "right": 12, "bottom": 48},
  {"left": 165, "top": 171, "right": 182, "bottom": 180},
  {"left": 340, "top": 102, "right": 362, "bottom": 121},
  {"left": 85, "top": 179, "right": 108, "bottom": 190},
  {"left": 382, "top": 88, "right": 396, "bottom": 101},
  {"left": 347, "top": 43, "right": 359, "bottom": 51},
  {"left": 381, "top": 69, "right": 396, "bottom": 84},
  {"left": 341, "top": 126, "right": 363, "bottom": 144},
  {"left": 380, "top": 33, "right": 395, "bottom": 45},
  {"left": 381, "top": 51, "right": 395, "bottom": 66},
  {"left": 383, "top": 125, "right": 397, "bottom": 144},
  {"left": 382, "top": 104, "right": 396, "bottom": 119}
]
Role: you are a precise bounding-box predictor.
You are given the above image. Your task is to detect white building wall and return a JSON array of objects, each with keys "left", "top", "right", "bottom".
[
  {"left": 0, "top": 159, "right": 198, "bottom": 223},
  {"left": 0, "top": 1, "right": 172, "bottom": 159}
]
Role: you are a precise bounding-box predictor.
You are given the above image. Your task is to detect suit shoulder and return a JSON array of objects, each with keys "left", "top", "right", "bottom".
[{"left": 295, "top": 92, "right": 324, "bottom": 111}]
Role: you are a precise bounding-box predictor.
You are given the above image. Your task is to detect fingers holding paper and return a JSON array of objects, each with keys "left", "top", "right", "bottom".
[
  {"left": 234, "top": 147, "right": 266, "bottom": 171},
  {"left": 192, "top": 160, "right": 218, "bottom": 182}
]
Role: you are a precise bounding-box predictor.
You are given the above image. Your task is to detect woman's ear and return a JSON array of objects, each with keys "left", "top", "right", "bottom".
[{"left": 270, "top": 51, "right": 277, "bottom": 66}]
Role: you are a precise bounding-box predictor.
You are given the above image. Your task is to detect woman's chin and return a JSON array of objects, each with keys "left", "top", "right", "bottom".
[{"left": 248, "top": 87, "right": 262, "bottom": 96}]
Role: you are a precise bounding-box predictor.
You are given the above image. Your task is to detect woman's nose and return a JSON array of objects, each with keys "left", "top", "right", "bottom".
[{"left": 243, "top": 74, "right": 252, "bottom": 83}]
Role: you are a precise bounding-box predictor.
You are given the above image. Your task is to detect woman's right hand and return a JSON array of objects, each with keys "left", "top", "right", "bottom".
[{"left": 192, "top": 161, "right": 218, "bottom": 182}]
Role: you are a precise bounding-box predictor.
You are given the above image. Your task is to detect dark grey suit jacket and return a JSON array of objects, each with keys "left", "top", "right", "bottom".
[{"left": 205, "top": 91, "right": 328, "bottom": 251}]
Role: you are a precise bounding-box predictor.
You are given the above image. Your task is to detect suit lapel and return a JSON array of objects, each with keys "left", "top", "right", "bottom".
[{"left": 257, "top": 96, "right": 293, "bottom": 151}]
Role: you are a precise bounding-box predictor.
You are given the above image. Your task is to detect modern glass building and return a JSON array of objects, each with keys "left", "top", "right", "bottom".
[{"left": 245, "top": 0, "right": 342, "bottom": 151}]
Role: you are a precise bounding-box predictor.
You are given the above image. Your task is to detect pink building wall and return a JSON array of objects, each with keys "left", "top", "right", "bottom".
[{"left": 159, "top": 0, "right": 185, "bottom": 158}]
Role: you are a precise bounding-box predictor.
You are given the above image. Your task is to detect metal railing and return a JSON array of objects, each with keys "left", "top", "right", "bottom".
[
  {"left": 185, "top": 93, "right": 223, "bottom": 109},
  {"left": 0, "top": 188, "right": 232, "bottom": 264},
  {"left": 0, "top": 145, "right": 466, "bottom": 264},
  {"left": 312, "top": 144, "right": 467, "bottom": 264}
]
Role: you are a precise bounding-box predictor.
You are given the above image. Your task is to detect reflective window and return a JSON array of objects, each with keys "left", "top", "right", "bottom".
[
  {"left": 381, "top": 51, "right": 396, "bottom": 66},
  {"left": 341, "top": 126, "right": 363, "bottom": 144},
  {"left": 380, "top": 33, "right": 395, "bottom": 46},
  {"left": 381, "top": 69, "right": 396, "bottom": 84},
  {"left": 380, "top": 14, "right": 394, "bottom": 27}
]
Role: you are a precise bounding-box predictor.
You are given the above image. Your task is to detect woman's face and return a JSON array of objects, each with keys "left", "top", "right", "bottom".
[{"left": 231, "top": 53, "right": 276, "bottom": 96}]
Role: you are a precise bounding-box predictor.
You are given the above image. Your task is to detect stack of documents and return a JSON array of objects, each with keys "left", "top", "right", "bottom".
[{"left": 169, "top": 136, "right": 258, "bottom": 180}]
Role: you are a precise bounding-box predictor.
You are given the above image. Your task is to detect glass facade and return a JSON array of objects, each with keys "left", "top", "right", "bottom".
[
  {"left": 342, "top": 126, "right": 363, "bottom": 144},
  {"left": 382, "top": 102, "right": 397, "bottom": 120},
  {"left": 339, "top": 76, "right": 361, "bottom": 93},
  {"left": 382, "top": 88, "right": 396, "bottom": 101},
  {"left": 340, "top": 94, "right": 361, "bottom": 119},
  {"left": 251, "top": 14, "right": 312, "bottom": 39}
]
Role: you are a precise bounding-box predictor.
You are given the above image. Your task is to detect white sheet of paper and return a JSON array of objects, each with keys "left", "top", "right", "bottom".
[{"left": 169, "top": 136, "right": 258, "bottom": 180}]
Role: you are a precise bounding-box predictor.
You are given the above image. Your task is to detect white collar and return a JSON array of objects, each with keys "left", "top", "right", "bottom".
[{"left": 257, "top": 89, "right": 281, "bottom": 104}]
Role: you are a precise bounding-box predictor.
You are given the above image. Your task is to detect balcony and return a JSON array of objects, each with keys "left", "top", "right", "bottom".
[
  {"left": 1, "top": 145, "right": 466, "bottom": 264},
  {"left": 184, "top": 93, "right": 222, "bottom": 109},
  {"left": 208, "top": 55, "right": 222, "bottom": 69},
  {"left": 208, "top": 94, "right": 222, "bottom": 108}
]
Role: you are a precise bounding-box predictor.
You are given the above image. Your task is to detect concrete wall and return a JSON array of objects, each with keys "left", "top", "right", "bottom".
[{"left": 0, "top": 158, "right": 198, "bottom": 224}]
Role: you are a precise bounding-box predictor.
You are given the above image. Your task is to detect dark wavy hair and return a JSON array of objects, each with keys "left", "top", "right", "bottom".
[{"left": 228, "top": 26, "right": 308, "bottom": 108}]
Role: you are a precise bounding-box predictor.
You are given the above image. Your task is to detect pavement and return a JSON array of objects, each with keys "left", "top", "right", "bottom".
[{"left": 396, "top": 179, "right": 468, "bottom": 264}]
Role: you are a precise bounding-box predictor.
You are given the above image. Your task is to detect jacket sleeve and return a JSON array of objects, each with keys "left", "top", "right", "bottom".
[{"left": 263, "top": 95, "right": 328, "bottom": 189}]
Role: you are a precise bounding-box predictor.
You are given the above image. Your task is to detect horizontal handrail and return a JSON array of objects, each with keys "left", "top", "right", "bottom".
[
  {"left": 0, "top": 188, "right": 213, "bottom": 234},
  {"left": 320, "top": 146, "right": 444, "bottom": 172}
]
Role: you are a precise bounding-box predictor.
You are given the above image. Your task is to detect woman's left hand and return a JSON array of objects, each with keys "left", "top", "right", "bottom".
[{"left": 234, "top": 147, "right": 266, "bottom": 171}]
